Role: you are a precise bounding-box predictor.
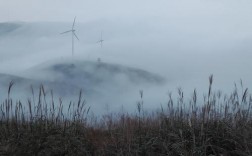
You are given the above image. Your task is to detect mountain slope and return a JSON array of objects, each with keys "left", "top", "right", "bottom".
[{"left": 21, "top": 59, "right": 165, "bottom": 97}]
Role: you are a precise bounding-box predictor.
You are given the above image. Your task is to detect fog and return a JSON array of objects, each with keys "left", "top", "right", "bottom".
[{"left": 0, "top": 0, "right": 252, "bottom": 114}]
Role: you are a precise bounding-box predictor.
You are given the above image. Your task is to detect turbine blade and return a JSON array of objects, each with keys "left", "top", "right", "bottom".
[
  {"left": 73, "top": 32, "right": 79, "bottom": 40},
  {"left": 72, "top": 16, "right": 76, "bottom": 29},
  {"left": 60, "top": 30, "right": 72, "bottom": 34}
]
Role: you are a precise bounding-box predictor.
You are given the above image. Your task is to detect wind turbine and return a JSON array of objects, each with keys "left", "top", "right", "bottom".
[
  {"left": 61, "top": 17, "right": 79, "bottom": 57},
  {"left": 97, "top": 31, "right": 104, "bottom": 48}
]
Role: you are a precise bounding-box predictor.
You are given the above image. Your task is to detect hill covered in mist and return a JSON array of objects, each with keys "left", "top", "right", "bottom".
[{"left": 0, "top": 59, "right": 165, "bottom": 100}]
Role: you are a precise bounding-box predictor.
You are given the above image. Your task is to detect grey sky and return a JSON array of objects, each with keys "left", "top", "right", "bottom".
[{"left": 1, "top": 0, "right": 252, "bottom": 23}]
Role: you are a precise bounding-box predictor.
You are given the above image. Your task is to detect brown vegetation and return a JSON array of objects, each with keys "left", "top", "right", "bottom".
[{"left": 1, "top": 76, "right": 252, "bottom": 155}]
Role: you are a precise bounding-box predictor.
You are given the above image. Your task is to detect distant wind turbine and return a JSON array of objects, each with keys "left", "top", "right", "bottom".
[
  {"left": 97, "top": 31, "right": 104, "bottom": 48},
  {"left": 61, "top": 17, "right": 79, "bottom": 57}
]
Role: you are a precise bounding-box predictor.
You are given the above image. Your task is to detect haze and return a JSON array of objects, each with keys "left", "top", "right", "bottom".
[{"left": 0, "top": 0, "right": 252, "bottom": 114}]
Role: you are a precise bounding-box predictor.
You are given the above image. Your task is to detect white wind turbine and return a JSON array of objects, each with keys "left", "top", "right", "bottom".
[
  {"left": 97, "top": 31, "right": 104, "bottom": 48},
  {"left": 61, "top": 17, "right": 79, "bottom": 57}
]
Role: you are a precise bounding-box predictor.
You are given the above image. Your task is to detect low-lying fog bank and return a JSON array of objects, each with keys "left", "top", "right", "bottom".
[
  {"left": 0, "top": 58, "right": 167, "bottom": 114},
  {"left": 0, "top": 19, "right": 251, "bottom": 115}
]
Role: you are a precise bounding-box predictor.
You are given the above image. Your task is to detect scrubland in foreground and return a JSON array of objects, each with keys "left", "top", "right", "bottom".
[{"left": 0, "top": 76, "right": 252, "bottom": 156}]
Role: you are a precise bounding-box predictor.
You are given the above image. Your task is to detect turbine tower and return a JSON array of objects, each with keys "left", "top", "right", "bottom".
[
  {"left": 61, "top": 17, "right": 79, "bottom": 57},
  {"left": 97, "top": 31, "right": 104, "bottom": 48}
]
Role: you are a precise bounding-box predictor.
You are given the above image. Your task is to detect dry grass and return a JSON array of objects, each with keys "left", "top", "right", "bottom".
[{"left": 1, "top": 76, "right": 252, "bottom": 156}]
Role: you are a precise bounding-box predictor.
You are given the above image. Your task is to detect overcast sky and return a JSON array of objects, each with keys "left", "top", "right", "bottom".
[{"left": 1, "top": 0, "right": 252, "bottom": 23}]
